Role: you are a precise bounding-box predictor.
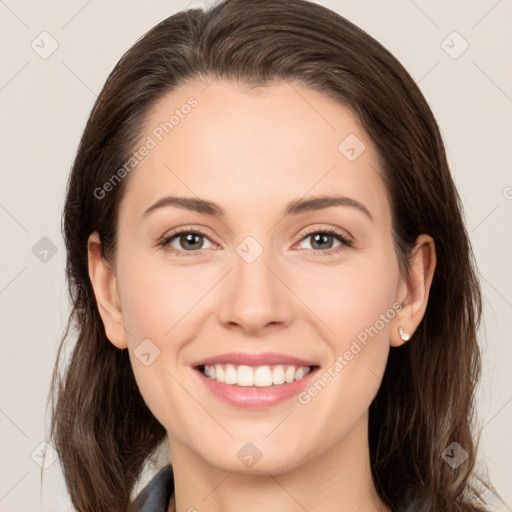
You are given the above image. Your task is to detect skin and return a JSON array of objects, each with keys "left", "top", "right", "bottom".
[{"left": 88, "top": 79, "right": 436, "bottom": 512}]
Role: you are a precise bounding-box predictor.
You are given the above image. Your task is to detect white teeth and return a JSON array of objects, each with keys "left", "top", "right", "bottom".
[
  {"left": 254, "top": 366, "right": 273, "bottom": 387},
  {"left": 295, "top": 366, "right": 308, "bottom": 380},
  {"left": 225, "top": 364, "right": 237, "bottom": 384},
  {"left": 201, "top": 364, "right": 312, "bottom": 387},
  {"left": 272, "top": 365, "right": 286, "bottom": 385},
  {"left": 215, "top": 365, "right": 225, "bottom": 383},
  {"left": 285, "top": 365, "right": 296, "bottom": 383},
  {"left": 237, "top": 365, "right": 254, "bottom": 386}
]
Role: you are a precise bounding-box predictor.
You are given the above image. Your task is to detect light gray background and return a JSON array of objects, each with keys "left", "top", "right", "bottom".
[{"left": 0, "top": 1, "right": 511, "bottom": 511}]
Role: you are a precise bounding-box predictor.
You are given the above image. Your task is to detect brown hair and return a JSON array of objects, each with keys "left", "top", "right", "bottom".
[{"left": 48, "top": 0, "right": 494, "bottom": 510}]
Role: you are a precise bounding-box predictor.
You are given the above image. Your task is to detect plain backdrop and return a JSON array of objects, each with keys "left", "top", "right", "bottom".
[{"left": 0, "top": 1, "right": 511, "bottom": 511}]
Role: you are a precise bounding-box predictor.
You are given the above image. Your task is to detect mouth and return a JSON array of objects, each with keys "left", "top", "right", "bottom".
[
  {"left": 192, "top": 353, "right": 320, "bottom": 408},
  {"left": 191, "top": 352, "right": 320, "bottom": 407},
  {"left": 197, "top": 363, "right": 318, "bottom": 387}
]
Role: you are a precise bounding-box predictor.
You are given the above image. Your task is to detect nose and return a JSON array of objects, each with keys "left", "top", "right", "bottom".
[{"left": 217, "top": 248, "right": 295, "bottom": 336}]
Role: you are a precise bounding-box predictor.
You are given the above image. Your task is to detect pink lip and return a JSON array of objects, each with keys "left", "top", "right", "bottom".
[
  {"left": 191, "top": 352, "right": 318, "bottom": 368},
  {"left": 194, "top": 367, "right": 319, "bottom": 408},
  {"left": 191, "top": 352, "right": 320, "bottom": 409}
]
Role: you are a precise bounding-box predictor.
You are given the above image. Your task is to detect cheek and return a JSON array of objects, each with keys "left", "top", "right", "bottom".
[
  {"left": 121, "top": 276, "right": 177, "bottom": 340},
  {"left": 291, "top": 251, "right": 398, "bottom": 407},
  {"left": 118, "top": 258, "right": 214, "bottom": 342},
  {"left": 118, "top": 276, "right": 194, "bottom": 432},
  {"left": 117, "top": 239, "right": 399, "bottom": 432},
  {"left": 116, "top": 258, "right": 219, "bottom": 423},
  {"left": 291, "top": 249, "right": 399, "bottom": 345}
]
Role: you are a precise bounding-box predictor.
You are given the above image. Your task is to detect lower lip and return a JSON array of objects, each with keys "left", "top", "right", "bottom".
[{"left": 194, "top": 367, "right": 319, "bottom": 408}]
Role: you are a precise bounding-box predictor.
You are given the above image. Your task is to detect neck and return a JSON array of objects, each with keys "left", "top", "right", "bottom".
[{"left": 167, "top": 413, "right": 391, "bottom": 512}]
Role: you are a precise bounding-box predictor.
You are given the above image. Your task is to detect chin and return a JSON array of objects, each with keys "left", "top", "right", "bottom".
[{"left": 191, "top": 436, "right": 310, "bottom": 475}]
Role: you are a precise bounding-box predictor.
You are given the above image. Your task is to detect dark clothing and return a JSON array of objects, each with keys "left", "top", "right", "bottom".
[
  {"left": 130, "top": 464, "right": 174, "bottom": 512},
  {"left": 129, "top": 465, "right": 489, "bottom": 512}
]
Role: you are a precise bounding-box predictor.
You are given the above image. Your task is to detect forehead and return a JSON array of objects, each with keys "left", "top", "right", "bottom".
[{"left": 119, "top": 78, "right": 390, "bottom": 227}]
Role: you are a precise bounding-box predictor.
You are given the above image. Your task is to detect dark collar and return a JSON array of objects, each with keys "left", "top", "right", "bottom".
[{"left": 130, "top": 464, "right": 174, "bottom": 512}]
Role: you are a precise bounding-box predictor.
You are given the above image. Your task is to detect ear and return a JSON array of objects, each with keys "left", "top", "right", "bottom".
[
  {"left": 87, "top": 231, "right": 127, "bottom": 349},
  {"left": 390, "top": 234, "right": 436, "bottom": 347}
]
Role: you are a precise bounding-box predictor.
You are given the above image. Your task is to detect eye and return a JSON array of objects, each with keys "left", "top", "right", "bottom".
[
  {"left": 160, "top": 228, "right": 215, "bottom": 257},
  {"left": 295, "top": 228, "right": 352, "bottom": 255},
  {"left": 159, "top": 226, "right": 352, "bottom": 257}
]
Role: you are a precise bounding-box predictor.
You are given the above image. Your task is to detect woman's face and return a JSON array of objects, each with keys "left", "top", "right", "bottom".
[{"left": 97, "top": 79, "right": 409, "bottom": 473}]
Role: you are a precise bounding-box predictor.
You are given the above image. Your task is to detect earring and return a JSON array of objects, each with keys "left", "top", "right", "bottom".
[{"left": 398, "top": 326, "right": 411, "bottom": 342}]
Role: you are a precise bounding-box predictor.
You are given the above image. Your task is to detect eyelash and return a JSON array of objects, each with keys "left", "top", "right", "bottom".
[{"left": 158, "top": 226, "right": 353, "bottom": 258}]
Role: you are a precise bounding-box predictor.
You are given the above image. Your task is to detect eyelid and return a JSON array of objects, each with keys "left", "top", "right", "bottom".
[
  {"left": 160, "top": 225, "right": 215, "bottom": 242},
  {"left": 159, "top": 224, "right": 353, "bottom": 256},
  {"left": 296, "top": 225, "right": 353, "bottom": 245},
  {"left": 158, "top": 225, "right": 218, "bottom": 254}
]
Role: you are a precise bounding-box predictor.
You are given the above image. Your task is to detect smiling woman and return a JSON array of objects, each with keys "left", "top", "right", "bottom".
[{"left": 48, "top": 0, "right": 495, "bottom": 511}]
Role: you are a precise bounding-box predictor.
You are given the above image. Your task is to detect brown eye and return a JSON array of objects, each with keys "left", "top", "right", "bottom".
[
  {"left": 161, "top": 229, "right": 214, "bottom": 255},
  {"left": 176, "top": 232, "right": 205, "bottom": 251},
  {"left": 297, "top": 228, "right": 352, "bottom": 254}
]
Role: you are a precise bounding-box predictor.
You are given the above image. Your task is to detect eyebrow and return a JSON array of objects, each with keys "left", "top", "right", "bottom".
[{"left": 142, "top": 195, "right": 373, "bottom": 222}]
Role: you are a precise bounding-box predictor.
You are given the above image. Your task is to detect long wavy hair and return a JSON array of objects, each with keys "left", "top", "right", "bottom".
[{"left": 48, "top": 0, "right": 494, "bottom": 510}]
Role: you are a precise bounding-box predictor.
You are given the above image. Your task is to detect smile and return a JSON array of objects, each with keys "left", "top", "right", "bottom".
[{"left": 201, "top": 363, "right": 312, "bottom": 387}]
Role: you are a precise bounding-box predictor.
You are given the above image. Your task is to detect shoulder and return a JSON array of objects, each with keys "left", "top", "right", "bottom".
[{"left": 129, "top": 464, "right": 174, "bottom": 512}]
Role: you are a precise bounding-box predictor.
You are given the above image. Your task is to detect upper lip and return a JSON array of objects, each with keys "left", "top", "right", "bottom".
[{"left": 192, "top": 352, "right": 318, "bottom": 368}]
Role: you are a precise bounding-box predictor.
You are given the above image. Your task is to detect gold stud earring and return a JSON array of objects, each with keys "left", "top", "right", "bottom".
[{"left": 398, "top": 326, "right": 411, "bottom": 342}]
